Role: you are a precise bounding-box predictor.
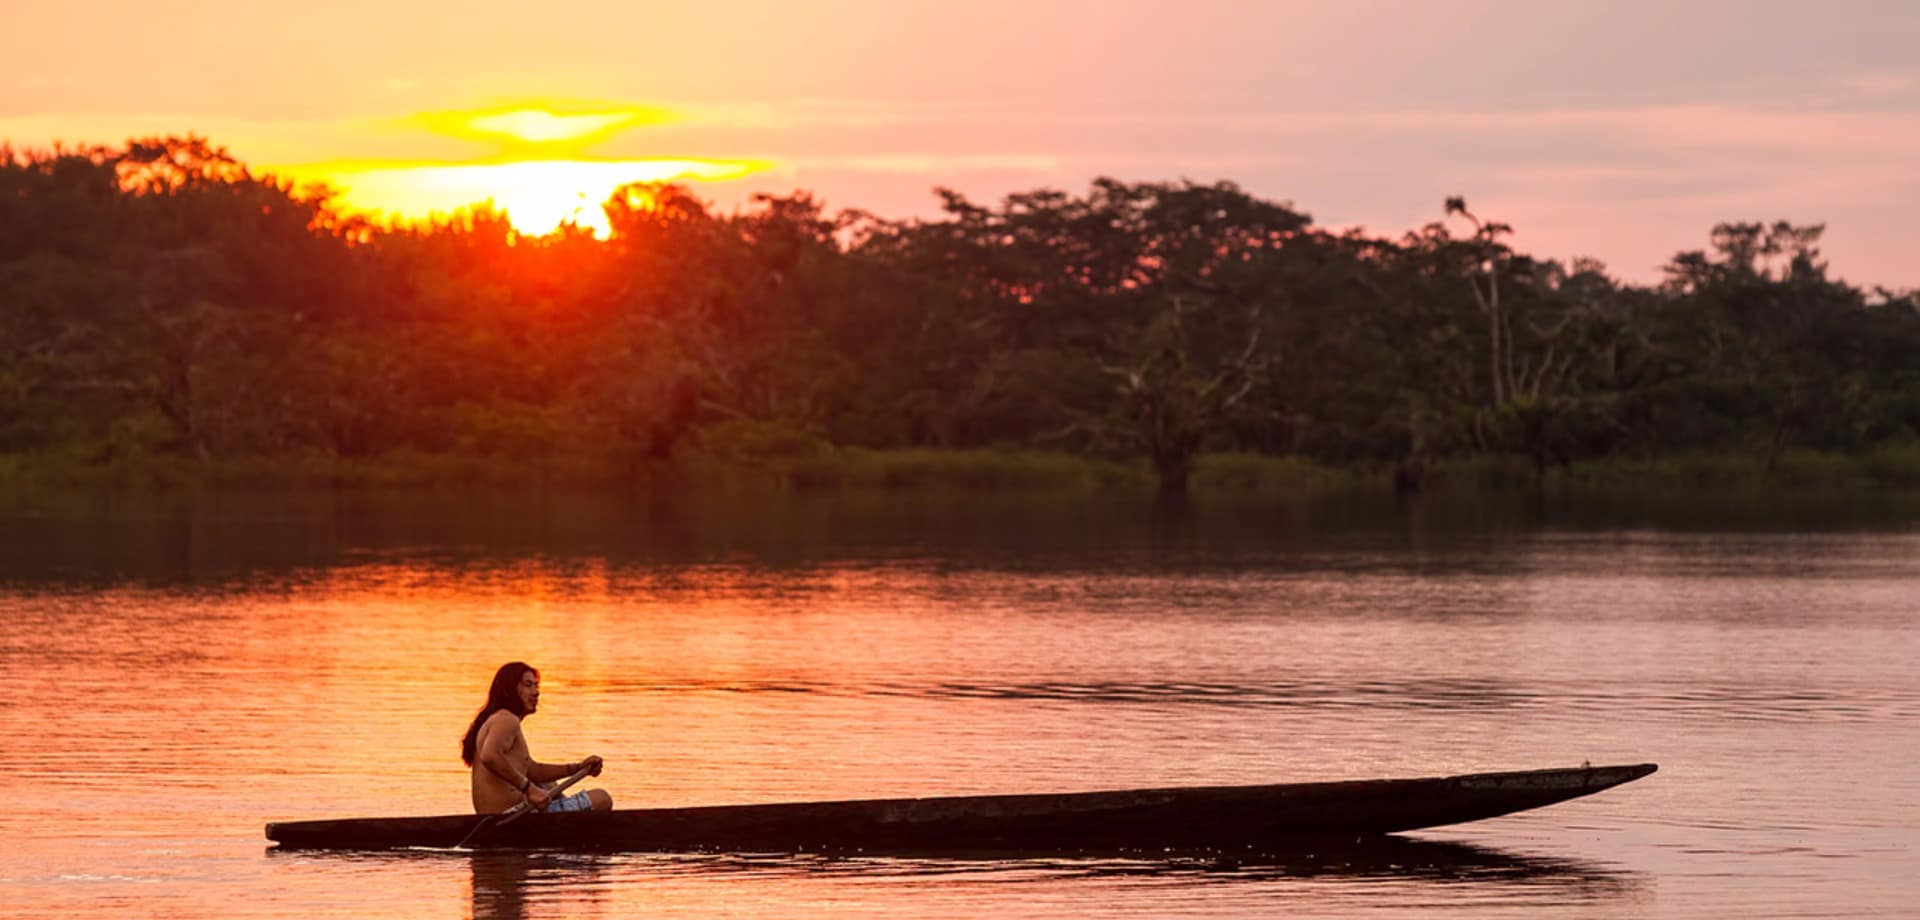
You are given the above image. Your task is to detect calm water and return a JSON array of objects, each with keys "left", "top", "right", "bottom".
[{"left": 2, "top": 489, "right": 1916, "bottom": 919}]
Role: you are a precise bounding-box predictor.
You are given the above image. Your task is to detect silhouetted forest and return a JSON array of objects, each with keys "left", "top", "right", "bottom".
[{"left": 3, "top": 137, "right": 1917, "bottom": 494}]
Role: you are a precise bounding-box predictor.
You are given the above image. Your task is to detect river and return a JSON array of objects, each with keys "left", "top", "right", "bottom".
[{"left": 3, "top": 488, "right": 1915, "bottom": 918}]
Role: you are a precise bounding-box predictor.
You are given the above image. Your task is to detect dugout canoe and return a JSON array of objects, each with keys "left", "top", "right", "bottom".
[{"left": 264, "top": 762, "right": 1656, "bottom": 853}]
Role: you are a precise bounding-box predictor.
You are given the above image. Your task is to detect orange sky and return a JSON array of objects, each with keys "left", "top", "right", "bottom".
[{"left": 5, "top": 1, "right": 1919, "bottom": 285}]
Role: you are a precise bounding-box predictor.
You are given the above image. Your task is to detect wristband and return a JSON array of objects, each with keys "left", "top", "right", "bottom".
[{"left": 519, "top": 776, "right": 531, "bottom": 793}]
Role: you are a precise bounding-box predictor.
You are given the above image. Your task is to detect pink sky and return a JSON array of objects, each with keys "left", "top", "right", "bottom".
[{"left": 6, "top": 0, "right": 1917, "bottom": 286}]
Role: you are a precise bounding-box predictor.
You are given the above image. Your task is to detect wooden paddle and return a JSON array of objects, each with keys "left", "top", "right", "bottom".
[{"left": 453, "top": 761, "right": 598, "bottom": 849}]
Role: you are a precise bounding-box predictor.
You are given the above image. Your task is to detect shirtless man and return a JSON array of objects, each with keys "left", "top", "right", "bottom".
[{"left": 460, "top": 662, "right": 614, "bottom": 814}]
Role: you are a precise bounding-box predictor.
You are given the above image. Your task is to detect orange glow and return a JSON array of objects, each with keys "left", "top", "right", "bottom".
[
  {"left": 261, "top": 103, "right": 768, "bottom": 236},
  {"left": 272, "top": 157, "right": 767, "bottom": 236}
]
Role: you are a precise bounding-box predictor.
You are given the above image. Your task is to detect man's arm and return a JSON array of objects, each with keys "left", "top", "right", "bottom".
[
  {"left": 475, "top": 714, "right": 528, "bottom": 787},
  {"left": 476, "top": 713, "right": 551, "bottom": 808},
  {"left": 529, "top": 754, "right": 604, "bottom": 784}
]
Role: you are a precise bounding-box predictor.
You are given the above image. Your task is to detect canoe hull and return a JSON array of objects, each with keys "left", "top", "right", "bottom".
[{"left": 265, "top": 763, "right": 1656, "bottom": 853}]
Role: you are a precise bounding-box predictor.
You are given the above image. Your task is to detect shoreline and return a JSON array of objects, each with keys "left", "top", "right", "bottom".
[{"left": 4, "top": 445, "right": 1918, "bottom": 496}]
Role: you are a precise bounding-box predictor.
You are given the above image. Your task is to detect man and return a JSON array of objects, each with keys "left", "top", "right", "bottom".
[{"left": 460, "top": 662, "right": 613, "bottom": 814}]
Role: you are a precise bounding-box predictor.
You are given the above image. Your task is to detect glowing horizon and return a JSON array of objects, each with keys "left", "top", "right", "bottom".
[
  {"left": 259, "top": 103, "right": 768, "bottom": 236},
  {"left": 271, "top": 156, "right": 770, "bottom": 236}
]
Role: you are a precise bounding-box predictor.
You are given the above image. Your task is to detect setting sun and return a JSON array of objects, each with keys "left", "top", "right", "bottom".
[
  {"left": 273, "top": 156, "right": 767, "bottom": 236},
  {"left": 264, "top": 103, "right": 766, "bottom": 235}
]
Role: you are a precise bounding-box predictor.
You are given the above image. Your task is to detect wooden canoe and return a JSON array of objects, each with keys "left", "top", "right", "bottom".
[{"left": 265, "top": 762, "right": 1656, "bottom": 853}]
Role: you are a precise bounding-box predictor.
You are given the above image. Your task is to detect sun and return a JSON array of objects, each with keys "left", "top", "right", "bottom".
[
  {"left": 266, "top": 104, "right": 766, "bottom": 236},
  {"left": 282, "top": 159, "right": 764, "bottom": 236}
]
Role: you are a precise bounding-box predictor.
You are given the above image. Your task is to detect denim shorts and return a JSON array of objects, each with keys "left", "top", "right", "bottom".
[{"left": 543, "top": 790, "right": 594, "bottom": 813}]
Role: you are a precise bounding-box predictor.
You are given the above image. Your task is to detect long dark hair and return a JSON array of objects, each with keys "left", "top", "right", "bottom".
[{"left": 461, "top": 662, "right": 538, "bottom": 766}]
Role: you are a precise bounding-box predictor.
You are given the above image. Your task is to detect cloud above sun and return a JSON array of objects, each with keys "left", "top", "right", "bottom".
[{"left": 407, "top": 103, "right": 675, "bottom": 152}]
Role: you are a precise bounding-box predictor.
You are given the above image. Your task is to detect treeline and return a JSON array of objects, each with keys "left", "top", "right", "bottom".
[{"left": 2, "top": 136, "right": 1917, "bottom": 494}]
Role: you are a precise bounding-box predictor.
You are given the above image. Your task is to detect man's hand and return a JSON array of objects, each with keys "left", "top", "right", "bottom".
[
  {"left": 525, "top": 783, "right": 552, "bottom": 810},
  {"left": 580, "top": 755, "right": 604, "bottom": 777}
]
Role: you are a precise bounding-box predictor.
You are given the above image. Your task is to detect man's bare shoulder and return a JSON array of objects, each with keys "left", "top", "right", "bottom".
[{"left": 478, "top": 709, "right": 524, "bottom": 739}]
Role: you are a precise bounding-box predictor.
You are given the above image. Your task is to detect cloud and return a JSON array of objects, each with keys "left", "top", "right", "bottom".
[
  {"left": 777, "top": 154, "right": 1065, "bottom": 175},
  {"left": 1829, "top": 72, "right": 1920, "bottom": 99}
]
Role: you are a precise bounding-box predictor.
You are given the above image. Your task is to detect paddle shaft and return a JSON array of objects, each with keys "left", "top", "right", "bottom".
[
  {"left": 453, "top": 762, "right": 598, "bottom": 848},
  {"left": 498, "top": 762, "right": 598, "bottom": 826}
]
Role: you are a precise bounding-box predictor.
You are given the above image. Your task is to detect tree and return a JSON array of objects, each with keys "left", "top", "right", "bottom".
[
  {"left": 1443, "top": 196, "right": 1520, "bottom": 406},
  {"left": 896, "top": 178, "right": 1310, "bottom": 494}
]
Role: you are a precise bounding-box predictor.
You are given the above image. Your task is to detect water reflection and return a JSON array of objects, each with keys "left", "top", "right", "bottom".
[
  {"left": 585, "top": 675, "right": 1920, "bottom": 724},
  {"left": 6, "top": 487, "right": 1916, "bottom": 590},
  {"left": 271, "top": 836, "right": 1638, "bottom": 920},
  {"left": 469, "top": 852, "right": 610, "bottom": 920},
  {"left": 712, "top": 836, "right": 1637, "bottom": 886}
]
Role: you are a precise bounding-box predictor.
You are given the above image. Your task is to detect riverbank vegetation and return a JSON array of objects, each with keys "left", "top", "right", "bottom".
[{"left": 3, "top": 137, "right": 1916, "bottom": 496}]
